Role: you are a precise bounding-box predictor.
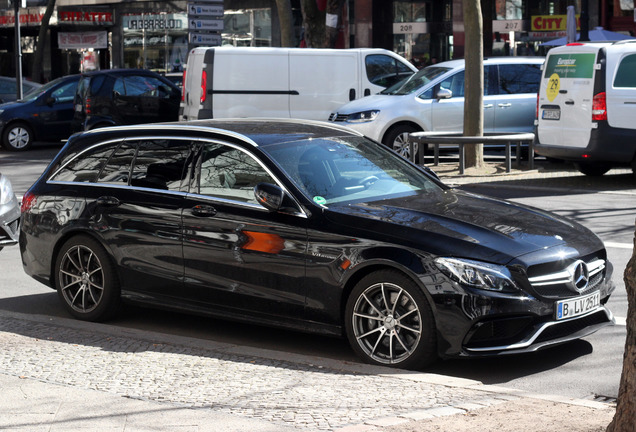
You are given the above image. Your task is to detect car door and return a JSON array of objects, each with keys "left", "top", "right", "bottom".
[
  {"left": 493, "top": 63, "right": 542, "bottom": 133},
  {"left": 430, "top": 67, "right": 496, "bottom": 132},
  {"left": 181, "top": 141, "right": 309, "bottom": 320},
  {"left": 112, "top": 76, "right": 146, "bottom": 125},
  {"left": 36, "top": 79, "right": 78, "bottom": 140}
]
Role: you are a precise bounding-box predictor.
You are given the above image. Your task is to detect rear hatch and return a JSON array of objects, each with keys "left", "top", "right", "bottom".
[{"left": 537, "top": 44, "right": 604, "bottom": 148}]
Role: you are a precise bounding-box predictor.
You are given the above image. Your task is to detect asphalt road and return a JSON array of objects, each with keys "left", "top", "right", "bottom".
[{"left": 0, "top": 143, "right": 634, "bottom": 403}]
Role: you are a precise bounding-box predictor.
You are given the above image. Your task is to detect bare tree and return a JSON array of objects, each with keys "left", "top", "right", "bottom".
[
  {"left": 606, "top": 224, "right": 636, "bottom": 432},
  {"left": 275, "top": 0, "right": 294, "bottom": 47},
  {"left": 31, "top": 0, "right": 55, "bottom": 83},
  {"left": 299, "top": 0, "right": 326, "bottom": 48},
  {"left": 462, "top": 0, "right": 485, "bottom": 169}
]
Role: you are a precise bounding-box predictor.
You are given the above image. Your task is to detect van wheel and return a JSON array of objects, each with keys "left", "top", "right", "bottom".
[
  {"left": 575, "top": 163, "right": 611, "bottom": 176},
  {"left": 345, "top": 269, "right": 437, "bottom": 369},
  {"left": 383, "top": 125, "right": 422, "bottom": 163}
]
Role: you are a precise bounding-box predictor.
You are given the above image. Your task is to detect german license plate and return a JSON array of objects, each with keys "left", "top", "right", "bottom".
[
  {"left": 542, "top": 109, "right": 560, "bottom": 120},
  {"left": 556, "top": 291, "right": 600, "bottom": 320}
]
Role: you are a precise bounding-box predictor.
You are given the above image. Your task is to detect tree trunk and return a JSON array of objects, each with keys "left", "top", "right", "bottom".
[
  {"left": 606, "top": 224, "right": 636, "bottom": 432},
  {"left": 300, "top": 0, "right": 326, "bottom": 48},
  {"left": 462, "top": 0, "right": 485, "bottom": 169},
  {"left": 325, "top": 0, "right": 344, "bottom": 48},
  {"left": 275, "top": 0, "right": 294, "bottom": 47},
  {"left": 31, "top": 0, "right": 56, "bottom": 83}
]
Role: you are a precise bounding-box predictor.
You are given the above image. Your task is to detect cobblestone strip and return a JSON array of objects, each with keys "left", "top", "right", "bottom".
[{"left": 0, "top": 315, "right": 496, "bottom": 431}]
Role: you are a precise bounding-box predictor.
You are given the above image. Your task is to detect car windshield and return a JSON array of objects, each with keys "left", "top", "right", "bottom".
[
  {"left": 380, "top": 66, "right": 451, "bottom": 96},
  {"left": 18, "top": 78, "right": 64, "bottom": 102},
  {"left": 261, "top": 135, "right": 443, "bottom": 206}
]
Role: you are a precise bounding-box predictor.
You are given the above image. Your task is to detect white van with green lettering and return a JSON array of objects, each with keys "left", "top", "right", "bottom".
[{"left": 535, "top": 41, "right": 636, "bottom": 175}]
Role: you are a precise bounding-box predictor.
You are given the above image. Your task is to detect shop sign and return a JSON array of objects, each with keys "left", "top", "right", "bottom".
[
  {"left": 122, "top": 13, "right": 187, "bottom": 31},
  {"left": 58, "top": 31, "right": 108, "bottom": 49},
  {"left": 531, "top": 15, "right": 580, "bottom": 32},
  {"left": 58, "top": 10, "right": 114, "bottom": 26},
  {"left": 392, "top": 22, "right": 427, "bottom": 34},
  {"left": 0, "top": 6, "right": 56, "bottom": 27}
]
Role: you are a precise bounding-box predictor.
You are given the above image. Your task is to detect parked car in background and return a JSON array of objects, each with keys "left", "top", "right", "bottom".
[
  {"left": 329, "top": 57, "right": 544, "bottom": 159},
  {"left": 0, "top": 76, "right": 41, "bottom": 104},
  {"left": 535, "top": 41, "right": 636, "bottom": 176},
  {"left": 0, "top": 173, "right": 19, "bottom": 251},
  {"left": 0, "top": 75, "right": 80, "bottom": 151},
  {"left": 72, "top": 69, "right": 181, "bottom": 132},
  {"left": 21, "top": 119, "right": 614, "bottom": 369}
]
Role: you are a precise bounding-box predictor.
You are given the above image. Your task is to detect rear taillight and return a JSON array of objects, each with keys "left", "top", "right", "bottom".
[
  {"left": 85, "top": 97, "right": 92, "bottom": 115},
  {"left": 592, "top": 92, "right": 607, "bottom": 121},
  {"left": 200, "top": 70, "right": 207, "bottom": 104},
  {"left": 181, "top": 69, "right": 186, "bottom": 102},
  {"left": 21, "top": 191, "right": 36, "bottom": 213},
  {"left": 536, "top": 94, "right": 540, "bottom": 119}
]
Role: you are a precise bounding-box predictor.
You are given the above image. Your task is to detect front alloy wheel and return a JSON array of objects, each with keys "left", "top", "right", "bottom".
[
  {"left": 2, "top": 123, "right": 33, "bottom": 151},
  {"left": 345, "top": 270, "right": 436, "bottom": 368},
  {"left": 56, "top": 236, "right": 120, "bottom": 321}
]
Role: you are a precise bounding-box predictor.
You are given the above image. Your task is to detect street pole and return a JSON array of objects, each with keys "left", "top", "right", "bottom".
[
  {"left": 579, "top": 0, "right": 590, "bottom": 42},
  {"left": 13, "top": 0, "right": 23, "bottom": 100}
]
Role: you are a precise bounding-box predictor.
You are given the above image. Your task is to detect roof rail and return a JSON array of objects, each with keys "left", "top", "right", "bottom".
[{"left": 613, "top": 39, "right": 636, "bottom": 45}]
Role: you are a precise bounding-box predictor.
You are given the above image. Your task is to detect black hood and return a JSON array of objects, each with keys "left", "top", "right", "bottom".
[{"left": 324, "top": 189, "right": 602, "bottom": 265}]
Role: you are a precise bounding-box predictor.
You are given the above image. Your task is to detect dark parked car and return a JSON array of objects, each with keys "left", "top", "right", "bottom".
[
  {"left": 0, "top": 173, "right": 19, "bottom": 251},
  {"left": 72, "top": 69, "right": 181, "bottom": 132},
  {"left": 0, "top": 76, "right": 41, "bottom": 104},
  {"left": 20, "top": 119, "right": 615, "bottom": 368},
  {"left": 0, "top": 75, "right": 80, "bottom": 151}
]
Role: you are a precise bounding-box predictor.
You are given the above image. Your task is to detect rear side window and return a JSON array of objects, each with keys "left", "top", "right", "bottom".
[
  {"left": 614, "top": 54, "right": 636, "bottom": 88},
  {"left": 129, "top": 140, "right": 192, "bottom": 191},
  {"left": 365, "top": 54, "right": 414, "bottom": 88},
  {"left": 497, "top": 64, "right": 541, "bottom": 94},
  {"left": 50, "top": 143, "right": 120, "bottom": 183}
]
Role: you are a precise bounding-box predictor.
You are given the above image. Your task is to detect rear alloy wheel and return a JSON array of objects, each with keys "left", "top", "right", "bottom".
[
  {"left": 383, "top": 125, "right": 421, "bottom": 163},
  {"left": 345, "top": 270, "right": 437, "bottom": 369},
  {"left": 575, "top": 162, "right": 611, "bottom": 176},
  {"left": 55, "top": 236, "right": 121, "bottom": 322},
  {"left": 2, "top": 123, "right": 33, "bottom": 151}
]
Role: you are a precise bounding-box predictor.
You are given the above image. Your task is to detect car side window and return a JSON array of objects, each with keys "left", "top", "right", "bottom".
[
  {"left": 97, "top": 143, "right": 137, "bottom": 186},
  {"left": 123, "top": 75, "right": 173, "bottom": 99},
  {"left": 365, "top": 54, "right": 413, "bottom": 88},
  {"left": 129, "top": 140, "right": 193, "bottom": 191},
  {"left": 51, "top": 81, "right": 78, "bottom": 103},
  {"left": 497, "top": 64, "right": 541, "bottom": 94},
  {"left": 438, "top": 71, "right": 465, "bottom": 98},
  {"left": 197, "top": 143, "right": 276, "bottom": 205},
  {"left": 614, "top": 54, "right": 636, "bottom": 88},
  {"left": 49, "top": 143, "right": 120, "bottom": 183}
]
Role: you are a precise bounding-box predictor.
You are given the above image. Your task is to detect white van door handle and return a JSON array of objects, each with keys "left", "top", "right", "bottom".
[
  {"left": 484, "top": 104, "right": 493, "bottom": 109},
  {"left": 565, "top": 100, "right": 575, "bottom": 105},
  {"left": 497, "top": 103, "right": 512, "bottom": 108}
]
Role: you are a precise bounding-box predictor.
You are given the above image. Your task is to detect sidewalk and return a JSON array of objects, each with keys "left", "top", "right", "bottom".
[{"left": 0, "top": 309, "right": 616, "bottom": 432}]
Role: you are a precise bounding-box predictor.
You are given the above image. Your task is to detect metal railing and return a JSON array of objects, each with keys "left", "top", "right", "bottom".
[{"left": 409, "top": 131, "right": 536, "bottom": 174}]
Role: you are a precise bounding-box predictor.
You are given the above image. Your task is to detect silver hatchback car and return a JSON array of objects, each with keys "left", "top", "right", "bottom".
[
  {"left": 0, "top": 173, "right": 20, "bottom": 251},
  {"left": 329, "top": 57, "right": 544, "bottom": 158}
]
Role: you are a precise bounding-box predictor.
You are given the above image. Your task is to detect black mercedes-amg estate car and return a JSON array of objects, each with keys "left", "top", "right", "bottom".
[{"left": 19, "top": 119, "right": 615, "bottom": 369}]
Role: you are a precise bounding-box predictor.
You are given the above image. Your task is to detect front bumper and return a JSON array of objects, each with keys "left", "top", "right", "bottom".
[{"left": 0, "top": 199, "right": 20, "bottom": 247}]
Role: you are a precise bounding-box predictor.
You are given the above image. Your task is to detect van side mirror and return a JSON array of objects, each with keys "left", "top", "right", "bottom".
[
  {"left": 254, "top": 183, "right": 302, "bottom": 215},
  {"left": 436, "top": 88, "right": 452, "bottom": 100}
]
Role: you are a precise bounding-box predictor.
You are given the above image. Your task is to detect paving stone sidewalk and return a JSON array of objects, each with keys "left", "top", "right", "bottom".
[{"left": 0, "top": 310, "right": 533, "bottom": 432}]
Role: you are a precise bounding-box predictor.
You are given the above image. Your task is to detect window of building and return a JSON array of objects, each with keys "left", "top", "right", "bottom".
[{"left": 223, "top": 9, "right": 272, "bottom": 47}]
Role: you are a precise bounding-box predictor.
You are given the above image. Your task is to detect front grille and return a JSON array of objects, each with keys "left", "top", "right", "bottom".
[
  {"left": 328, "top": 113, "right": 347, "bottom": 122},
  {"left": 465, "top": 316, "right": 534, "bottom": 348},
  {"left": 527, "top": 254, "right": 606, "bottom": 299}
]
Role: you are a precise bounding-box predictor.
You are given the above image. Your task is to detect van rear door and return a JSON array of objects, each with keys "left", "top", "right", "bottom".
[
  {"left": 181, "top": 48, "right": 206, "bottom": 120},
  {"left": 605, "top": 44, "right": 636, "bottom": 130},
  {"left": 537, "top": 46, "right": 600, "bottom": 148}
]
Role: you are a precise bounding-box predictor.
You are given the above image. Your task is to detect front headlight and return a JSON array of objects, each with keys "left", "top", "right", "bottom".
[
  {"left": 346, "top": 110, "right": 380, "bottom": 123},
  {"left": 434, "top": 257, "right": 518, "bottom": 292},
  {"left": 0, "top": 175, "right": 15, "bottom": 206}
]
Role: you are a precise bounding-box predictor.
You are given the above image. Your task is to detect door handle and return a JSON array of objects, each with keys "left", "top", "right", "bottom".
[
  {"left": 191, "top": 204, "right": 217, "bottom": 217},
  {"left": 349, "top": 89, "right": 356, "bottom": 101},
  {"left": 565, "top": 100, "right": 575, "bottom": 105},
  {"left": 484, "top": 104, "right": 494, "bottom": 109},
  {"left": 497, "top": 103, "right": 512, "bottom": 108},
  {"left": 96, "top": 196, "right": 120, "bottom": 207},
  {"left": 364, "top": 88, "right": 371, "bottom": 97}
]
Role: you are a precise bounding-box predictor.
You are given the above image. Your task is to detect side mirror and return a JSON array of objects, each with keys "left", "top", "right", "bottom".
[
  {"left": 436, "top": 88, "right": 452, "bottom": 100},
  {"left": 254, "top": 183, "right": 302, "bottom": 215},
  {"left": 46, "top": 96, "right": 56, "bottom": 106}
]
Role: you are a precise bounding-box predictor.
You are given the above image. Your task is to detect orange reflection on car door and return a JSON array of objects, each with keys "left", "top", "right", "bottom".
[{"left": 241, "top": 231, "right": 285, "bottom": 254}]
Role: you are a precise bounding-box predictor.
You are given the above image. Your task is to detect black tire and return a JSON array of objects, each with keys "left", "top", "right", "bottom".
[
  {"left": 345, "top": 269, "right": 437, "bottom": 369},
  {"left": 575, "top": 162, "right": 611, "bottom": 176},
  {"left": 55, "top": 235, "right": 121, "bottom": 322},
  {"left": 2, "top": 122, "right": 34, "bottom": 151},
  {"left": 383, "top": 125, "right": 422, "bottom": 163}
]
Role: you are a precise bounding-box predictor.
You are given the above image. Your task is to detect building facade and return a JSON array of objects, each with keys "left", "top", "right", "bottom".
[{"left": 0, "top": 0, "right": 633, "bottom": 81}]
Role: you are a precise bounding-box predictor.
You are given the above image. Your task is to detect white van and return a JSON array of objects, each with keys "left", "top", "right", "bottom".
[
  {"left": 535, "top": 41, "right": 636, "bottom": 175},
  {"left": 180, "top": 47, "right": 416, "bottom": 122}
]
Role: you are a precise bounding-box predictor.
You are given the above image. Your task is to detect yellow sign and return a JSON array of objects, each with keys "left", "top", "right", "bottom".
[
  {"left": 547, "top": 73, "right": 560, "bottom": 102},
  {"left": 531, "top": 15, "right": 580, "bottom": 32}
]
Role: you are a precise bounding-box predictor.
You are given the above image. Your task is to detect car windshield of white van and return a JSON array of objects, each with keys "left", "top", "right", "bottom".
[{"left": 381, "top": 66, "right": 451, "bottom": 96}]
